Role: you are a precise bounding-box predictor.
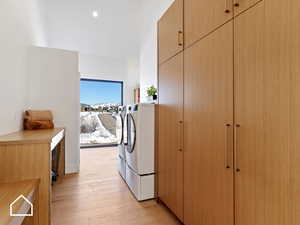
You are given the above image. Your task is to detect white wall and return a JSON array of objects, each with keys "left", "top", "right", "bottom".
[
  {"left": 28, "top": 47, "right": 80, "bottom": 174},
  {"left": 80, "top": 54, "right": 139, "bottom": 105},
  {"left": 0, "top": 0, "right": 48, "bottom": 135},
  {"left": 139, "top": 0, "right": 174, "bottom": 102},
  {"left": 43, "top": 0, "right": 142, "bottom": 105},
  {"left": 125, "top": 57, "right": 140, "bottom": 105},
  {"left": 80, "top": 54, "right": 127, "bottom": 81}
]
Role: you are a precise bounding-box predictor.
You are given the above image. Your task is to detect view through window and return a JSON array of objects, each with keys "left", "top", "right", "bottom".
[{"left": 80, "top": 79, "right": 123, "bottom": 147}]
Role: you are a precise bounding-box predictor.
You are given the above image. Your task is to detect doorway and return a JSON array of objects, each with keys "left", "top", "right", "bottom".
[{"left": 80, "top": 78, "right": 123, "bottom": 148}]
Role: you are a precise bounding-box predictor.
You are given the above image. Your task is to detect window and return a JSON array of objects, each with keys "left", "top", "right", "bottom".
[{"left": 80, "top": 79, "right": 123, "bottom": 147}]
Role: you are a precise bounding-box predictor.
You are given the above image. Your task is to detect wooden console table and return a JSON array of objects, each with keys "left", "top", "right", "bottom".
[
  {"left": 0, "top": 179, "right": 39, "bottom": 225},
  {"left": 0, "top": 128, "right": 65, "bottom": 225}
]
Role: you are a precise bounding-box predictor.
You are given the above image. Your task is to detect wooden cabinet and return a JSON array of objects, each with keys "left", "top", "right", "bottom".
[
  {"left": 158, "top": 0, "right": 183, "bottom": 64},
  {"left": 158, "top": 0, "right": 300, "bottom": 225},
  {"left": 184, "top": 0, "right": 233, "bottom": 47},
  {"left": 0, "top": 128, "right": 65, "bottom": 225},
  {"left": 158, "top": 52, "right": 184, "bottom": 221},
  {"left": 234, "top": 1, "right": 300, "bottom": 225},
  {"left": 0, "top": 180, "right": 39, "bottom": 225},
  {"left": 290, "top": 1, "right": 300, "bottom": 224},
  {"left": 233, "top": 0, "right": 262, "bottom": 15},
  {"left": 184, "top": 21, "right": 234, "bottom": 225},
  {"left": 234, "top": 3, "right": 266, "bottom": 224}
]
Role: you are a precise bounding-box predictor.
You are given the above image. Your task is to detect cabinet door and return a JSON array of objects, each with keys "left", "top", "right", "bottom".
[
  {"left": 184, "top": 22, "right": 234, "bottom": 225},
  {"left": 234, "top": 1, "right": 300, "bottom": 224},
  {"left": 233, "top": 0, "right": 261, "bottom": 15},
  {"left": 184, "top": 0, "right": 233, "bottom": 47},
  {"left": 234, "top": 3, "right": 265, "bottom": 225},
  {"left": 158, "top": 52, "right": 184, "bottom": 221},
  {"left": 158, "top": 0, "right": 183, "bottom": 64}
]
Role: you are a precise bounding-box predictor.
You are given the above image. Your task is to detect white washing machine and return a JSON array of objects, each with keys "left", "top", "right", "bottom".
[
  {"left": 116, "top": 106, "right": 127, "bottom": 180},
  {"left": 125, "top": 104, "right": 155, "bottom": 201}
]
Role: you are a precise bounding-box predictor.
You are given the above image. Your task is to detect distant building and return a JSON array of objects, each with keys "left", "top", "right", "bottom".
[
  {"left": 81, "top": 104, "right": 93, "bottom": 112},
  {"left": 81, "top": 103, "right": 120, "bottom": 113}
]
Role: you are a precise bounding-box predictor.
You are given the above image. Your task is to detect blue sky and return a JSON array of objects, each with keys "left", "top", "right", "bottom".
[{"left": 80, "top": 80, "right": 123, "bottom": 105}]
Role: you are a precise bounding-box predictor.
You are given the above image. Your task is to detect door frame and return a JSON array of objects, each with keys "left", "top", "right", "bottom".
[{"left": 80, "top": 77, "right": 124, "bottom": 148}]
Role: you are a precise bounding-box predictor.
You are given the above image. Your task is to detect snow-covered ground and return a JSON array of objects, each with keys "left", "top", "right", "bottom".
[{"left": 80, "top": 112, "right": 119, "bottom": 145}]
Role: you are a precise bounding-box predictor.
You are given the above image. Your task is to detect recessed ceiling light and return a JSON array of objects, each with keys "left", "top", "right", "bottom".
[{"left": 92, "top": 10, "right": 99, "bottom": 18}]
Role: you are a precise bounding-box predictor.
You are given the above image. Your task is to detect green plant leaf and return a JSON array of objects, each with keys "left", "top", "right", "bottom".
[{"left": 146, "top": 85, "right": 157, "bottom": 96}]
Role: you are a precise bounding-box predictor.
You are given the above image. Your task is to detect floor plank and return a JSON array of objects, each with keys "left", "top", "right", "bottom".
[{"left": 52, "top": 147, "right": 181, "bottom": 225}]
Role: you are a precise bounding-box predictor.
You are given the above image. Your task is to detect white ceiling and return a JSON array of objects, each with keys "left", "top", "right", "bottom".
[{"left": 43, "top": 0, "right": 143, "bottom": 59}]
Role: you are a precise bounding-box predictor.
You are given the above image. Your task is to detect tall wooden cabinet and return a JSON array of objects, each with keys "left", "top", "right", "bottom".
[
  {"left": 184, "top": 21, "right": 234, "bottom": 225},
  {"left": 158, "top": 0, "right": 300, "bottom": 225},
  {"left": 158, "top": 52, "right": 184, "bottom": 222},
  {"left": 235, "top": 1, "right": 300, "bottom": 225},
  {"left": 234, "top": 3, "right": 266, "bottom": 225}
]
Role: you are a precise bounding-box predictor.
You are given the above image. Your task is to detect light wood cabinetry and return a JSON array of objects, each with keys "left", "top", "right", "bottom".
[
  {"left": 158, "top": 52, "right": 184, "bottom": 222},
  {"left": 158, "top": 0, "right": 183, "bottom": 64},
  {"left": 233, "top": 0, "right": 262, "bottom": 15},
  {"left": 234, "top": 3, "right": 266, "bottom": 224},
  {"left": 235, "top": 1, "right": 300, "bottom": 225},
  {"left": 158, "top": 0, "right": 300, "bottom": 225},
  {"left": 0, "top": 179, "right": 39, "bottom": 225},
  {"left": 184, "top": 0, "right": 233, "bottom": 47},
  {"left": 0, "top": 128, "right": 65, "bottom": 225},
  {"left": 184, "top": 21, "right": 234, "bottom": 225},
  {"left": 290, "top": 1, "right": 300, "bottom": 223}
]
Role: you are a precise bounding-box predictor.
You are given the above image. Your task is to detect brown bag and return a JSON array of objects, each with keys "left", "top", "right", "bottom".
[
  {"left": 24, "top": 120, "right": 54, "bottom": 130},
  {"left": 25, "top": 110, "right": 53, "bottom": 121},
  {"left": 24, "top": 110, "right": 54, "bottom": 130}
]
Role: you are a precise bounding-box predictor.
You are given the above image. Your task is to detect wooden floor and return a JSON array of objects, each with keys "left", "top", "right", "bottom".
[{"left": 52, "top": 147, "right": 181, "bottom": 225}]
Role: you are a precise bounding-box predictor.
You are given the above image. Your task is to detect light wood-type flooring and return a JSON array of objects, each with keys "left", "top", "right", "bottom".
[{"left": 52, "top": 147, "right": 181, "bottom": 225}]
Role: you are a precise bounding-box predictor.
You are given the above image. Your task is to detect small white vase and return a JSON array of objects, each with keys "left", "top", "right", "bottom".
[{"left": 146, "top": 96, "right": 153, "bottom": 103}]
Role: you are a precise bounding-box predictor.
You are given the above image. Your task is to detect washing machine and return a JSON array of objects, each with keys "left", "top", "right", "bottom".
[
  {"left": 116, "top": 106, "right": 127, "bottom": 180},
  {"left": 125, "top": 104, "right": 155, "bottom": 201}
]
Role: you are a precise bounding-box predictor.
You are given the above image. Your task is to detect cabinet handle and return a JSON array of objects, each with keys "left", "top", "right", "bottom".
[
  {"left": 178, "top": 31, "right": 183, "bottom": 47},
  {"left": 178, "top": 120, "right": 183, "bottom": 152},
  {"left": 225, "top": 124, "right": 231, "bottom": 169},
  {"left": 234, "top": 124, "right": 241, "bottom": 172},
  {"left": 224, "top": 0, "right": 231, "bottom": 13}
]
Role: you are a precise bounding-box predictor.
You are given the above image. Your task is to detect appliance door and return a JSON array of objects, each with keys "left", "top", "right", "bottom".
[
  {"left": 116, "top": 114, "right": 124, "bottom": 145},
  {"left": 126, "top": 113, "right": 136, "bottom": 154},
  {"left": 126, "top": 112, "right": 139, "bottom": 173}
]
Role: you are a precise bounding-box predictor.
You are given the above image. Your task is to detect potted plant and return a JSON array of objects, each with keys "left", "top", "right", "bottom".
[{"left": 146, "top": 86, "right": 158, "bottom": 102}]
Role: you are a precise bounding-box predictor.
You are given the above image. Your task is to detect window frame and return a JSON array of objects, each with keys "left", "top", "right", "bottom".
[
  {"left": 80, "top": 77, "right": 124, "bottom": 148},
  {"left": 80, "top": 78, "right": 124, "bottom": 105}
]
